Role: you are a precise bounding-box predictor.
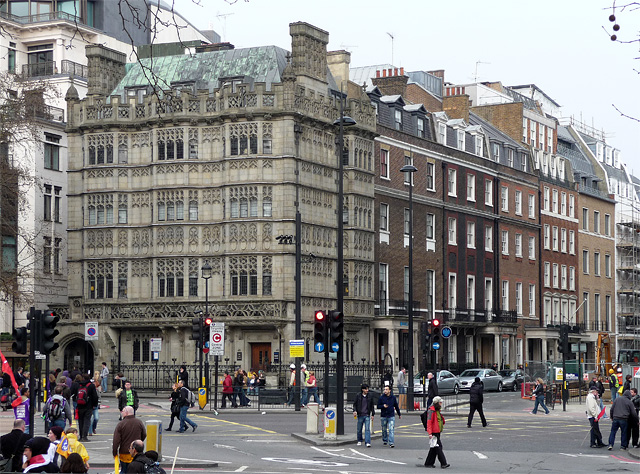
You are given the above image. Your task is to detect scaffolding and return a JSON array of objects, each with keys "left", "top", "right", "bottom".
[{"left": 616, "top": 192, "right": 640, "bottom": 361}]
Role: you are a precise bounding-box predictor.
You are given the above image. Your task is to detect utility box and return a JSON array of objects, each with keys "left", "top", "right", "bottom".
[{"left": 145, "top": 420, "right": 162, "bottom": 461}]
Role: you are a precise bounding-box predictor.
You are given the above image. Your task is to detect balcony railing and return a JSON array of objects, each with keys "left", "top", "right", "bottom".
[
  {"left": 21, "top": 61, "right": 55, "bottom": 78},
  {"left": 444, "top": 308, "right": 518, "bottom": 324},
  {"left": 578, "top": 320, "right": 610, "bottom": 332},
  {"left": 578, "top": 183, "right": 612, "bottom": 200},
  {"left": 375, "top": 299, "right": 421, "bottom": 317},
  {"left": 28, "top": 105, "right": 64, "bottom": 123},
  {"left": 61, "top": 60, "right": 87, "bottom": 79},
  {"left": 0, "top": 10, "right": 83, "bottom": 25},
  {"left": 493, "top": 309, "right": 518, "bottom": 323}
]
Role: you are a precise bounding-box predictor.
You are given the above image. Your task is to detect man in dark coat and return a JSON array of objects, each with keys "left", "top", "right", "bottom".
[
  {"left": 427, "top": 372, "right": 438, "bottom": 408},
  {"left": 76, "top": 374, "right": 99, "bottom": 441},
  {"left": 352, "top": 384, "right": 375, "bottom": 447},
  {"left": 608, "top": 390, "right": 639, "bottom": 450},
  {"left": 127, "top": 440, "right": 153, "bottom": 473},
  {"left": 0, "top": 418, "right": 31, "bottom": 473},
  {"left": 467, "top": 377, "right": 488, "bottom": 428}
]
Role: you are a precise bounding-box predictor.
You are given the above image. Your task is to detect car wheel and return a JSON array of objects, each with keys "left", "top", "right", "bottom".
[
  {"left": 497, "top": 382, "right": 503, "bottom": 392},
  {"left": 512, "top": 382, "right": 518, "bottom": 392},
  {"left": 453, "top": 384, "right": 459, "bottom": 395}
]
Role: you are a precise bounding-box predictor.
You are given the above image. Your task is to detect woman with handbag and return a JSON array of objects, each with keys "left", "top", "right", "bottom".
[
  {"left": 424, "top": 396, "right": 450, "bottom": 469},
  {"left": 530, "top": 378, "right": 550, "bottom": 415},
  {"left": 165, "top": 383, "right": 181, "bottom": 431}
]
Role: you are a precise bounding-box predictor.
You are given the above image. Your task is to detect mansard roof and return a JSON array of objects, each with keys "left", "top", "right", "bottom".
[{"left": 112, "top": 45, "right": 290, "bottom": 96}]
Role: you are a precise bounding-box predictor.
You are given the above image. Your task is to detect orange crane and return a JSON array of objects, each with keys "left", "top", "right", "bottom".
[{"left": 595, "top": 332, "right": 614, "bottom": 375}]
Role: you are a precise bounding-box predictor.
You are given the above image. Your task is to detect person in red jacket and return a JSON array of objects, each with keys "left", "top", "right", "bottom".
[
  {"left": 221, "top": 371, "right": 236, "bottom": 408},
  {"left": 424, "top": 396, "right": 450, "bottom": 469}
]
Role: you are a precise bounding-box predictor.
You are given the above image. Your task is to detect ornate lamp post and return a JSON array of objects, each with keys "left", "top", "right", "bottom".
[{"left": 201, "top": 261, "right": 213, "bottom": 406}]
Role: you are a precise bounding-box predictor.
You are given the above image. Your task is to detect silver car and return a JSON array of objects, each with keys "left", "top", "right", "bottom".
[
  {"left": 458, "top": 368, "right": 503, "bottom": 392},
  {"left": 413, "top": 370, "right": 461, "bottom": 395}
]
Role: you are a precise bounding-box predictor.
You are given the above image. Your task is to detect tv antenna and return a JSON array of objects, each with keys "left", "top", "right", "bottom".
[
  {"left": 216, "top": 12, "right": 234, "bottom": 42},
  {"left": 386, "top": 32, "right": 395, "bottom": 65},
  {"left": 473, "top": 60, "right": 491, "bottom": 82}
]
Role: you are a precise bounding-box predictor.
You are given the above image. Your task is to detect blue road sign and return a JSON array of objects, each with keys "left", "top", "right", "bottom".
[
  {"left": 441, "top": 326, "right": 452, "bottom": 338},
  {"left": 432, "top": 342, "right": 441, "bottom": 350},
  {"left": 199, "top": 388, "right": 206, "bottom": 396},
  {"left": 315, "top": 342, "right": 325, "bottom": 352},
  {"left": 331, "top": 342, "right": 339, "bottom": 352},
  {"left": 326, "top": 410, "right": 336, "bottom": 419}
]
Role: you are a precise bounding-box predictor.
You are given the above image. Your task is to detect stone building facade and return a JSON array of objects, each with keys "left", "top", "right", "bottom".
[{"left": 59, "top": 23, "right": 377, "bottom": 371}]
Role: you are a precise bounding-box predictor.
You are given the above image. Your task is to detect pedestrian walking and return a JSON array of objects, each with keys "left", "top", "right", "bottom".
[
  {"left": 22, "top": 437, "right": 58, "bottom": 473},
  {"left": 232, "top": 370, "right": 243, "bottom": 407},
  {"left": 100, "top": 362, "right": 109, "bottom": 393},
  {"left": 623, "top": 374, "right": 632, "bottom": 394},
  {"left": 530, "top": 378, "right": 550, "bottom": 415},
  {"left": 76, "top": 374, "right": 99, "bottom": 441},
  {"left": 287, "top": 364, "right": 297, "bottom": 406},
  {"left": 427, "top": 372, "right": 438, "bottom": 408},
  {"left": 0, "top": 419, "right": 30, "bottom": 473},
  {"left": 305, "top": 370, "right": 319, "bottom": 405},
  {"left": 179, "top": 366, "right": 189, "bottom": 390},
  {"left": 46, "top": 425, "right": 67, "bottom": 468},
  {"left": 127, "top": 440, "right": 154, "bottom": 473},
  {"left": 377, "top": 385, "right": 401, "bottom": 447},
  {"left": 467, "top": 377, "right": 487, "bottom": 428},
  {"left": 586, "top": 386, "right": 606, "bottom": 448},
  {"left": 65, "top": 427, "right": 90, "bottom": 468},
  {"left": 118, "top": 381, "right": 140, "bottom": 416},
  {"left": 112, "top": 406, "right": 146, "bottom": 473},
  {"left": 257, "top": 370, "right": 266, "bottom": 396},
  {"left": 423, "top": 396, "right": 450, "bottom": 469},
  {"left": 165, "top": 383, "right": 181, "bottom": 430},
  {"left": 177, "top": 380, "right": 197, "bottom": 433},
  {"left": 44, "top": 385, "right": 73, "bottom": 429},
  {"left": 608, "top": 369, "right": 620, "bottom": 403},
  {"left": 221, "top": 372, "right": 236, "bottom": 409},
  {"left": 90, "top": 373, "right": 101, "bottom": 436},
  {"left": 608, "top": 390, "right": 638, "bottom": 450},
  {"left": 60, "top": 452, "right": 88, "bottom": 473},
  {"left": 396, "top": 367, "right": 407, "bottom": 395},
  {"left": 300, "top": 364, "right": 308, "bottom": 407},
  {"left": 241, "top": 370, "right": 251, "bottom": 406},
  {"left": 353, "top": 383, "right": 374, "bottom": 447},
  {"left": 628, "top": 387, "right": 639, "bottom": 448}
]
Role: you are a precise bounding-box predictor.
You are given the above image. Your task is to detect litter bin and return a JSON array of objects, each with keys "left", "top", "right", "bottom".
[{"left": 145, "top": 420, "right": 162, "bottom": 461}]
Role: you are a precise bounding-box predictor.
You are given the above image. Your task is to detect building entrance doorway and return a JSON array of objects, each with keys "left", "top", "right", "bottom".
[
  {"left": 63, "top": 338, "right": 94, "bottom": 374},
  {"left": 251, "top": 343, "right": 271, "bottom": 371}
]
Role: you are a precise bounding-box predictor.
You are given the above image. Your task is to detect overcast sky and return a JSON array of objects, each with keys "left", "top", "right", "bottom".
[{"left": 177, "top": 0, "right": 639, "bottom": 174}]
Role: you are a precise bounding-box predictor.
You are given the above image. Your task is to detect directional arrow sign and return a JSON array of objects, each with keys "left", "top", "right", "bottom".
[
  {"left": 432, "top": 342, "right": 441, "bottom": 350},
  {"left": 331, "top": 342, "right": 339, "bottom": 353},
  {"left": 315, "top": 342, "right": 325, "bottom": 352}
]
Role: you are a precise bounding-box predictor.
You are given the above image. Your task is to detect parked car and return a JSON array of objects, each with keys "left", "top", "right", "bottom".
[
  {"left": 498, "top": 369, "right": 526, "bottom": 391},
  {"left": 459, "top": 368, "right": 503, "bottom": 391},
  {"left": 413, "top": 370, "right": 461, "bottom": 395}
]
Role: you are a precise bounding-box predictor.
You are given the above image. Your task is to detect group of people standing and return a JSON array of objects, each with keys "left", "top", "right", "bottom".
[
  {"left": 220, "top": 368, "right": 265, "bottom": 408},
  {"left": 286, "top": 364, "right": 319, "bottom": 407}
]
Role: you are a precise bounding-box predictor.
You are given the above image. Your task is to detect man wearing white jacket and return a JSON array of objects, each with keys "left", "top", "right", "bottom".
[{"left": 586, "top": 386, "right": 605, "bottom": 448}]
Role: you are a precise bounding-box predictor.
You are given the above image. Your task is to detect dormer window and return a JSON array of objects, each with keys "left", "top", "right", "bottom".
[
  {"left": 475, "top": 136, "right": 483, "bottom": 156},
  {"left": 492, "top": 143, "right": 500, "bottom": 161},
  {"left": 521, "top": 153, "right": 527, "bottom": 172},
  {"left": 395, "top": 109, "right": 402, "bottom": 130},
  {"left": 438, "top": 123, "right": 446, "bottom": 144},
  {"left": 507, "top": 149, "right": 514, "bottom": 168},
  {"left": 417, "top": 117, "right": 425, "bottom": 138},
  {"left": 457, "top": 130, "right": 465, "bottom": 150}
]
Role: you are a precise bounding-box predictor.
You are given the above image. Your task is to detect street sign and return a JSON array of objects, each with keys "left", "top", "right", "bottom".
[
  {"left": 441, "top": 326, "right": 452, "bottom": 338},
  {"left": 570, "top": 343, "right": 587, "bottom": 353},
  {"left": 315, "top": 342, "right": 325, "bottom": 352},
  {"left": 84, "top": 322, "right": 98, "bottom": 341},
  {"left": 432, "top": 342, "right": 441, "bottom": 350},
  {"left": 34, "top": 351, "right": 46, "bottom": 360},
  {"left": 331, "top": 342, "right": 339, "bottom": 353},
  {"left": 289, "top": 339, "right": 304, "bottom": 358},
  {"left": 152, "top": 351, "right": 159, "bottom": 361},
  {"left": 150, "top": 338, "right": 162, "bottom": 352},
  {"left": 210, "top": 322, "right": 225, "bottom": 356}
]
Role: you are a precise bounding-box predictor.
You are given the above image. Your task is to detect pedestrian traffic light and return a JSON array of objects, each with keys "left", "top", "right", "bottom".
[
  {"left": 313, "top": 311, "right": 326, "bottom": 352},
  {"left": 40, "top": 310, "right": 60, "bottom": 354},
  {"left": 431, "top": 317, "right": 442, "bottom": 350},
  {"left": 12, "top": 327, "right": 28, "bottom": 354},
  {"left": 191, "top": 316, "right": 203, "bottom": 348},
  {"left": 329, "top": 310, "right": 343, "bottom": 347}
]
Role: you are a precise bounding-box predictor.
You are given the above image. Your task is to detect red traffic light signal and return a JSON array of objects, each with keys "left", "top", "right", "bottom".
[
  {"left": 432, "top": 319, "right": 441, "bottom": 327},
  {"left": 314, "top": 310, "right": 325, "bottom": 322},
  {"left": 204, "top": 317, "right": 213, "bottom": 326}
]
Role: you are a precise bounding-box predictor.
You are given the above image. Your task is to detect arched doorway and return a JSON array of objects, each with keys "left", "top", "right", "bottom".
[{"left": 63, "top": 338, "right": 95, "bottom": 374}]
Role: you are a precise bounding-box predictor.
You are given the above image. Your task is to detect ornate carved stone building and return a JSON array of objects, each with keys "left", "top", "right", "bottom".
[{"left": 60, "top": 23, "right": 376, "bottom": 371}]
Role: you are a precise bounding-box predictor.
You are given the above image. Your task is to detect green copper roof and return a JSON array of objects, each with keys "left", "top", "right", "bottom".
[{"left": 111, "top": 45, "right": 289, "bottom": 96}]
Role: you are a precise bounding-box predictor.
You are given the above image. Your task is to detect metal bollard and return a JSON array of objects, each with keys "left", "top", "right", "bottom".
[
  {"left": 145, "top": 420, "right": 163, "bottom": 461},
  {"left": 306, "top": 402, "right": 319, "bottom": 434}
]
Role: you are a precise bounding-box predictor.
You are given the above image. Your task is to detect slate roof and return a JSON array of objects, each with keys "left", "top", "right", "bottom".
[
  {"left": 557, "top": 126, "right": 595, "bottom": 176},
  {"left": 111, "top": 46, "right": 290, "bottom": 96}
]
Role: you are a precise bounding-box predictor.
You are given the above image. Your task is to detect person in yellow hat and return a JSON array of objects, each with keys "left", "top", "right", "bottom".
[
  {"left": 609, "top": 369, "right": 620, "bottom": 403},
  {"left": 65, "top": 427, "right": 90, "bottom": 469}
]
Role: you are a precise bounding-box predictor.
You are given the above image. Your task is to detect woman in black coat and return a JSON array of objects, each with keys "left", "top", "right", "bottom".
[
  {"left": 179, "top": 366, "right": 189, "bottom": 390},
  {"left": 467, "top": 377, "right": 488, "bottom": 428},
  {"left": 165, "top": 383, "right": 181, "bottom": 431}
]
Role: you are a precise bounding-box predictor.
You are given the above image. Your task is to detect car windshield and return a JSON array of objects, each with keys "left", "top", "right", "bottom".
[
  {"left": 460, "top": 370, "right": 481, "bottom": 377},
  {"left": 498, "top": 370, "right": 513, "bottom": 376}
]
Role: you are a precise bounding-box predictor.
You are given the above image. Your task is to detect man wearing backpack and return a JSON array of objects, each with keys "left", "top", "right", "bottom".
[
  {"left": 43, "top": 385, "right": 73, "bottom": 429},
  {"left": 118, "top": 381, "right": 140, "bottom": 415},
  {"left": 177, "top": 380, "right": 197, "bottom": 433},
  {"left": 77, "top": 374, "right": 98, "bottom": 442}
]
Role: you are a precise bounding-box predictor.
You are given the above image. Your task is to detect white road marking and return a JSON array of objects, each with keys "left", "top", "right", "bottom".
[
  {"left": 472, "top": 451, "right": 488, "bottom": 459},
  {"left": 308, "top": 446, "right": 405, "bottom": 465},
  {"left": 245, "top": 439, "right": 297, "bottom": 442},
  {"left": 559, "top": 453, "right": 609, "bottom": 458},
  {"left": 262, "top": 457, "right": 348, "bottom": 467},
  {"left": 234, "top": 467, "right": 247, "bottom": 472}
]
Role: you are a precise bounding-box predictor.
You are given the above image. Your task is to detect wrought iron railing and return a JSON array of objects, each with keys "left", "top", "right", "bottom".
[
  {"left": 29, "top": 105, "right": 64, "bottom": 122},
  {"left": 61, "top": 59, "right": 87, "bottom": 79},
  {"left": 22, "top": 61, "right": 55, "bottom": 77},
  {"left": 374, "top": 299, "right": 421, "bottom": 316},
  {"left": 0, "top": 10, "right": 82, "bottom": 25}
]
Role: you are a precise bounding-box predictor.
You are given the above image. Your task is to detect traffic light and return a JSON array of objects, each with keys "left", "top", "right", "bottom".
[
  {"left": 431, "top": 317, "right": 442, "bottom": 350},
  {"left": 558, "top": 325, "right": 569, "bottom": 355},
  {"left": 329, "top": 310, "right": 343, "bottom": 350},
  {"left": 12, "top": 327, "right": 28, "bottom": 354},
  {"left": 203, "top": 316, "right": 212, "bottom": 352},
  {"left": 40, "top": 310, "right": 60, "bottom": 354},
  {"left": 420, "top": 321, "right": 431, "bottom": 352},
  {"left": 313, "top": 310, "right": 327, "bottom": 352},
  {"left": 191, "top": 316, "right": 203, "bottom": 348}
]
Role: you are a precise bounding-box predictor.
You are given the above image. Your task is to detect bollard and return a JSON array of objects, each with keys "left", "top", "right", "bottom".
[
  {"left": 306, "top": 402, "right": 319, "bottom": 434},
  {"left": 145, "top": 420, "right": 163, "bottom": 461},
  {"left": 324, "top": 406, "right": 337, "bottom": 440}
]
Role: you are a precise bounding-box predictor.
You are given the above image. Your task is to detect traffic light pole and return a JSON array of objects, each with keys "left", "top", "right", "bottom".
[{"left": 28, "top": 308, "right": 37, "bottom": 435}]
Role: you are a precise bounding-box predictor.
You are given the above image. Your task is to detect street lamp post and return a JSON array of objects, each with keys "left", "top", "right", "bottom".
[
  {"left": 400, "top": 164, "right": 417, "bottom": 412},
  {"left": 202, "top": 261, "right": 215, "bottom": 408},
  {"left": 333, "top": 91, "right": 356, "bottom": 435}
]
